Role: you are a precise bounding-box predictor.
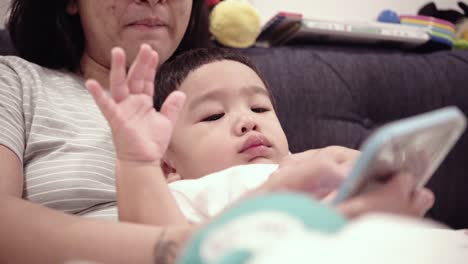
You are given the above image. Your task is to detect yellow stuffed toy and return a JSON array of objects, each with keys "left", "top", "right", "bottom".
[{"left": 209, "top": 0, "right": 262, "bottom": 48}]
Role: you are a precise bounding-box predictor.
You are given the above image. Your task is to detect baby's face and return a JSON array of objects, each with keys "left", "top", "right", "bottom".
[{"left": 164, "top": 60, "right": 289, "bottom": 180}]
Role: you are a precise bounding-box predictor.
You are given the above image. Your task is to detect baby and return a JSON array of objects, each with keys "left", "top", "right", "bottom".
[
  {"left": 86, "top": 46, "right": 294, "bottom": 224},
  {"left": 85, "top": 45, "right": 431, "bottom": 225},
  {"left": 153, "top": 47, "right": 289, "bottom": 181}
]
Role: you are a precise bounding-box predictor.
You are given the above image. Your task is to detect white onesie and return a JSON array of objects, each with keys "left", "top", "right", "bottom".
[
  {"left": 169, "top": 164, "right": 278, "bottom": 223},
  {"left": 81, "top": 164, "right": 278, "bottom": 221}
]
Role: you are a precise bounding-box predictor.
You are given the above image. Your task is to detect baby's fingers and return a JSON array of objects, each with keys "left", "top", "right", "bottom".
[
  {"left": 86, "top": 79, "right": 118, "bottom": 124},
  {"left": 110, "top": 47, "right": 129, "bottom": 103},
  {"left": 127, "top": 44, "right": 154, "bottom": 95},
  {"left": 143, "top": 50, "right": 159, "bottom": 97},
  {"left": 160, "top": 91, "right": 186, "bottom": 126}
]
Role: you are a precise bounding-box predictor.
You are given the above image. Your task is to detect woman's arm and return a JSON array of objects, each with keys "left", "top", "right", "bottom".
[
  {"left": 0, "top": 194, "right": 193, "bottom": 264},
  {"left": 0, "top": 146, "right": 193, "bottom": 264},
  {"left": 0, "top": 146, "right": 23, "bottom": 197}
]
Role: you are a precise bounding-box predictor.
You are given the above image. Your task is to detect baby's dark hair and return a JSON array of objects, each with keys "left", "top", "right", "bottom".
[{"left": 154, "top": 48, "right": 274, "bottom": 111}]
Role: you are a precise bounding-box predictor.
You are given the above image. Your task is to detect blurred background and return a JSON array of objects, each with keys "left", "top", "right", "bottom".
[
  {"left": 0, "top": 0, "right": 464, "bottom": 27},
  {"left": 250, "top": 0, "right": 464, "bottom": 24}
]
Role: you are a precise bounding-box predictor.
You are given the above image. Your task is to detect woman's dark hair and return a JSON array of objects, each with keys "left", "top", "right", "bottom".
[
  {"left": 6, "top": 0, "right": 211, "bottom": 72},
  {"left": 154, "top": 47, "right": 275, "bottom": 111}
]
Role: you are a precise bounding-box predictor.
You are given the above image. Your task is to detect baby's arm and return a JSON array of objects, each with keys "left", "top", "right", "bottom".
[
  {"left": 115, "top": 160, "right": 187, "bottom": 225},
  {"left": 86, "top": 44, "right": 187, "bottom": 226}
]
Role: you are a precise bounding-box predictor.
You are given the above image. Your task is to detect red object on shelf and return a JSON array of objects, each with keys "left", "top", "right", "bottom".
[{"left": 207, "top": 0, "right": 221, "bottom": 8}]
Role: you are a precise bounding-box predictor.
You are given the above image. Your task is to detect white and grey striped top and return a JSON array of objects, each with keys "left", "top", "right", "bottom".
[{"left": 0, "top": 56, "right": 118, "bottom": 219}]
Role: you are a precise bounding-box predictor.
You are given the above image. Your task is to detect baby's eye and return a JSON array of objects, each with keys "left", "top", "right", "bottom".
[
  {"left": 251, "top": 107, "right": 270, "bottom": 113},
  {"left": 201, "top": 113, "right": 224, "bottom": 122}
]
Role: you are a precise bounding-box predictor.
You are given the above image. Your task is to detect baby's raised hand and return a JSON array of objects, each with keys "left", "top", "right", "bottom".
[{"left": 86, "top": 44, "right": 185, "bottom": 164}]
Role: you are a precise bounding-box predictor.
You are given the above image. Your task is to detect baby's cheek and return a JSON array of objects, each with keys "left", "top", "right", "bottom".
[{"left": 200, "top": 146, "right": 236, "bottom": 171}]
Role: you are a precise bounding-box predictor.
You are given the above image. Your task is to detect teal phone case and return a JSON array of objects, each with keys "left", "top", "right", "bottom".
[{"left": 332, "top": 106, "right": 466, "bottom": 205}]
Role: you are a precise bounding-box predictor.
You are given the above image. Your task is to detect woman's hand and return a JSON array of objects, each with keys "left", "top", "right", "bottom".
[
  {"left": 86, "top": 44, "right": 185, "bottom": 163},
  {"left": 257, "top": 146, "right": 434, "bottom": 219},
  {"left": 337, "top": 173, "right": 435, "bottom": 219},
  {"left": 259, "top": 146, "right": 359, "bottom": 199}
]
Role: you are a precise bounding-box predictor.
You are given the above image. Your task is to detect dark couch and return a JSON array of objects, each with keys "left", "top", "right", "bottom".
[
  {"left": 1, "top": 30, "right": 468, "bottom": 229},
  {"left": 242, "top": 46, "right": 468, "bottom": 229}
]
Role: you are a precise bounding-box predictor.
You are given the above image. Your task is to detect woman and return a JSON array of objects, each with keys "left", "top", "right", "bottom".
[
  {"left": 0, "top": 1, "right": 433, "bottom": 263},
  {"left": 1, "top": 1, "right": 210, "bottom": 263}
]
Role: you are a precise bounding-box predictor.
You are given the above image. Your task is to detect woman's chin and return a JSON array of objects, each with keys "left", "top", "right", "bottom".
[{"left": 120, "top": 36, "right": 173, "bottom": 61}]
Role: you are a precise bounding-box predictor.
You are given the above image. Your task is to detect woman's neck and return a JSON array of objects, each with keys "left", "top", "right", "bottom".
[{"left": 80, "top": 52, "right": 110, "bottom": 89}]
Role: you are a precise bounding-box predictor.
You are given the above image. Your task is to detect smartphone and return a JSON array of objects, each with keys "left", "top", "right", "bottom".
[{"left": 331, "top": 106, "right": 467, "bottom": 205}]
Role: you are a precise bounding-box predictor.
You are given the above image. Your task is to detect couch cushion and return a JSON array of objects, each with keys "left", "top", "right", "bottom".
[{"left": 242, "top": 45, "right": 468, "bottom": 229}]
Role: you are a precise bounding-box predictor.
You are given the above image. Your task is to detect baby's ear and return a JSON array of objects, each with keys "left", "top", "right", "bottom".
[
  {"left": 166, "top": 172, "right": 182, "bottom": 183},
  {"left": 161, "top": 159, "right": 181, "bottom": 183}
]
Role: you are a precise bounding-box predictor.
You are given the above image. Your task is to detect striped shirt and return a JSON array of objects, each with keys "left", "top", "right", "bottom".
[{"left": 0, "top": 56, "right": 118, "bottom": 219}]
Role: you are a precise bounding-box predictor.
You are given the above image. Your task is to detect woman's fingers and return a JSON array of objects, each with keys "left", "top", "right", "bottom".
[
  {"left": 110, "top": 47, "right": 129, "bottom": 103},
  {"left": 127, "top": 44, "right": 154, "bottom": 95},
  {"left": 85, "top": 79, "right": 117, "bottom": 124},
  {"left": 337, "top": 173, "right": 435, "bottom": 219},
  {"left": 410, "top": 188, "right": 435, "bottom": 216},
  {"left": 160, "top": 91, "right": 186, "bottom": 126},
  {"left": 266, "top": 154, "right": 345, "bottom": 199},
  {"left": 382, "top": 172, "right": 415, "bottom": 198},
  {"left": 319, "top": 146, "right": 360, "bottom": 171}
]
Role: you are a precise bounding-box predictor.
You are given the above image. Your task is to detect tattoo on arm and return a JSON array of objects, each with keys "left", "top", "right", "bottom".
[{"left": 154, "top": 229, "right": 179, "bottom": 264}]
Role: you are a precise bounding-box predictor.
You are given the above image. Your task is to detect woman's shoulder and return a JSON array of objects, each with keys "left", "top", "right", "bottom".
[
  {"left": 0, "top": 55, "right": 43, "bottom": 72},
  {"left": 1, "top": 55, "right": 76, "bottom": 75},
  {"left": 0, "top": 55, "right": 83, "bottom": 89}
]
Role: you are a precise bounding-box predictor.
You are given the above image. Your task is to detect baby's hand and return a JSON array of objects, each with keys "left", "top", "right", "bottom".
[{"left": 86, "top": 44, "right": 185, "bottom": 163}]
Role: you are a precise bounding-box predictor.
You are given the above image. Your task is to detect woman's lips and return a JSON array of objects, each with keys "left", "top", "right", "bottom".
[
  {"left": 128, "top": 18, "right": 166, "bottom": 27},
  {"left": 126, "top": 18, "right": 167, "bottom": 31}
]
